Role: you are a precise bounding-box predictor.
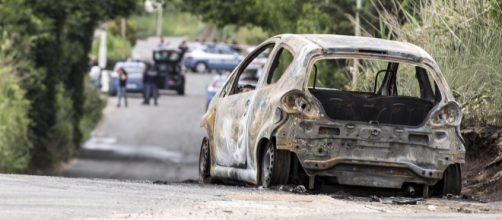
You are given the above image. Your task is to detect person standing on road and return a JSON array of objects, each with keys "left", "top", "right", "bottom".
[
  {"left": 178, "top": 41, "right": 189, "bottom": 73},
  {"left": 158, "top": 37, "right": 169, "bottom": 49},
  {"left": 89, "top": 59, "right": 101, "bottom": 89},
  {"left": 117, "top": 67, "right": 128, "bottom": 108},
  {"left": 179, "top": 40, "right": 188, "bottom": 55},
  {"left": 142, "top": 63, "right": 159, "bottom": 106}
]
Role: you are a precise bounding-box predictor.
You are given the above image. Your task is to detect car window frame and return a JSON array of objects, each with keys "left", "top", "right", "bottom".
[
  {"left": 265, "top": 44, "right": 295, "bottom": 85},
  {"left": 304, "top": 54, "right": 444, "bottom": 102},
  {"left": 226, "top": 42, "right": 276, "bottom": 96}
]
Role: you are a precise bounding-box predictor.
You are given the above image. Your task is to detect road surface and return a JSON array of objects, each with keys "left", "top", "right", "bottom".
[
  {"left": 1, "top": 174, "right": 501, "bottom": 219},
  {"left": 61, "top": 73, "right": 213, "bottom": 181}
]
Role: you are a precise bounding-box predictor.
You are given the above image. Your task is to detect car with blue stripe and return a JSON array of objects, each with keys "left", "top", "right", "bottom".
[
  {"left": 109, "top": 61, "right": 145, "bottom": 96},
  {"left": 184, "top": 44, "right": 243, "bottom": 73}
]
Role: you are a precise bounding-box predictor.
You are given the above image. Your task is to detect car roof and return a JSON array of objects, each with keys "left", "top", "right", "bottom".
[{"left": 280, "top": 34, "right": 433, "bottom": 61}]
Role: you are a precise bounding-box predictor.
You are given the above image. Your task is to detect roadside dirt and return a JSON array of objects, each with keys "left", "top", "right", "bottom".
[{"left": 462, "top": 126, "right": 502, "bottom": 202}]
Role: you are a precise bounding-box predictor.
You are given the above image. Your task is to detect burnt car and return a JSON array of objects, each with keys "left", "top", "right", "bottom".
[{"left": 199, "top": 34, "right": 465, "bottom": 197}]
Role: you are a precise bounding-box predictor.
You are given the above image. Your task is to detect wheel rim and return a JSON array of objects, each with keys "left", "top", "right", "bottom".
[
  {"left": 261, "top": 146, "right": 275, "bottom": 187},
  {"left": 196, "top": 63, "right": 206, "bottom": 73},
  {"left": 199, "top": 139, "right": 210, "bottom": 182}
]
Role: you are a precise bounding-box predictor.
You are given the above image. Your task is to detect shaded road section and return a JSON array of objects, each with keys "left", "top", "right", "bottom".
[{"left": 61, "top": 73, "right": 213, "bottom": 181}]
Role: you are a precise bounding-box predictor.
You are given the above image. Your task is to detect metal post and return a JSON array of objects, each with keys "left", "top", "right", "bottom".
[
  {"left": 145, "top": 0, "right": 164, "bottom": 37},
  {"left": 156, "top": 3, "right": 162, "bottom": 37},
  {"left": 355, "top": 0, "right": 362, "bottom": 37},
  {"left": 352, "top": 0, "right": 362, "bottom": 88},
  {"left": 121, "top": 18, "right": 126, "bottom": 38},
  {"left": 98, "top": 31, "right": 107, "bottom": 69}
]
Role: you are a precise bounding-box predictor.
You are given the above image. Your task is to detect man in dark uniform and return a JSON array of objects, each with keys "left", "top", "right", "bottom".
[{"left": 142, "top": 62, "right": 160, "bottom": 106}]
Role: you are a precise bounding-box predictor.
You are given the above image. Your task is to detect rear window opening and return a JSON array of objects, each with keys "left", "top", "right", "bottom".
[{"left": 307, "top": 58, "right": 441, "bottom": 126}]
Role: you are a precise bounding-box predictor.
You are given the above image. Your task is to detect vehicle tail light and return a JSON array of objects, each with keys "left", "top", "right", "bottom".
[
  {"left": 431, "top": 102, "right": 462, "bottom": 127},
  {"left": 281, "top": 90, "right": 319, "bottom": 119}
]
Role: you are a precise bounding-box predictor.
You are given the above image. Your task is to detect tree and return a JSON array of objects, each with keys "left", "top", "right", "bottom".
[
  {"left": 0, "top": 0, "right": 139, "bottom": 171},
  {"left": 177, "top": 0, "right": 402, "bottom": 36}
]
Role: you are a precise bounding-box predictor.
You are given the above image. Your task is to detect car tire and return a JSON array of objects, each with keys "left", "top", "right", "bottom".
[
  {"left": 432, "top": 164, "right": 462, "bottom": 197},
  {"left": 442, "top": 164, "right": 462, "bottom": 196},
  {"left": 195, "top": 62, "right": 208, "bottom": 73},
  {"left": 108, "top": 89, "right": 117, "bottom": 97},
  {"left": 177, "top": 86, "right": 185, "bottom": 95},
  {"left": 199, "top": 137, "right": 212, "bottom": 184},
  {"left": 260, "top": 141, "right": 291, "bottom": 188}
]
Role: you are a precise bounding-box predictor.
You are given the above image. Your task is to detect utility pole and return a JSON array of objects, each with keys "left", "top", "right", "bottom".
[
  {"left": 98, "top": 31, "right": 107, "bottom": 69},
  {"left": 145, "top": 0, "right": 164, "bottom": 37},
  {"left": 355, "top": 0, "right": 362, "bottom": 37},
  {"left": 157, "top": 2, "right": 163, "bottom": 37},
  {"left": 120, "top": 18, "right": 126, "bottom": 38},
  {"left": 352, "top": 0, "right": 362, "bottom": 88}
]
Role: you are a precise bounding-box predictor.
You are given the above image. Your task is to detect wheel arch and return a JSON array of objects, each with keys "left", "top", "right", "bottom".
[{"left": 255, "top": 137, "right": 272, "bottom": 185}]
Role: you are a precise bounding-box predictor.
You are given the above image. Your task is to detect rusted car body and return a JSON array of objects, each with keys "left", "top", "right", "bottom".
[{"left": 199, "top": 34, "right": 465, "bottom": 196}]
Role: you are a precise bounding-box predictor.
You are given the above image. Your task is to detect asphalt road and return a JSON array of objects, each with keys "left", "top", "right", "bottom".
[
  {"left": 1, "top": 174, "right": 502, "bottom": 220},
  {"left": 61, "top": 72, "right": 214, "bottom": 181}
]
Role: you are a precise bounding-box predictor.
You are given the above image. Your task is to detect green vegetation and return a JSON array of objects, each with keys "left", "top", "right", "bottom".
[
  {"left": 80, "top": 78, "right": 107, "bottom": 143},
  {"left": 177, "top": 0, "right": 403, "bottom": 36},
  {"left": 129, "top": 8, "right": 268, "bottom": 45},
  {"left": 0, "top": 56, "right": 31, "bottom": 172},
  {"left": 0, "top": 0, "right": 138, "bottom": 172},
  {"left": 91, "top": 31, "right": 133, "bottom": 64},
  {"left": 131, "top": 11, "right": 205, "bottom": 39}
]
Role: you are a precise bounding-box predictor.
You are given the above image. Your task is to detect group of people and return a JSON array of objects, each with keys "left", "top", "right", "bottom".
[
  {"left": 115, "top": 63, "right": 160, "bottom": 108},
  {"left": 88, "top": 38, "right": 190, "bottom": 108}
]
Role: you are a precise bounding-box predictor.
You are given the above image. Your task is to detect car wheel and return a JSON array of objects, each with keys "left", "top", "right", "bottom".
[
  {"left": 195, "top": 62, "right": 208, "bottom": 73},
  {"left": 260, "top": 141, "right": 291, "bottom": 188},
  {"left": 177, "top": 86, "right": 185, "bottom": 95},
  {"left": 199, "top": 137, "right": 212, "bottom": 184},
  {"left": 441, "top": 164, "right": 462, "bottom": 196},
  {"left": 432, "top": 164, "right": 462, "bottom": 196}
]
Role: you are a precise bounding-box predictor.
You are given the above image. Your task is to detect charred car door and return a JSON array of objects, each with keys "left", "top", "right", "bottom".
[
  {"left": 213, "top": 43, "right": 275, "bottom": 168},
  {"left": 244, "top": 45, "right": 295, "bottom": 168}
]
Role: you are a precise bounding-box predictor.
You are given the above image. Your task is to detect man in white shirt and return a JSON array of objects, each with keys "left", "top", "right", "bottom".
[{"left": 89, "top": 60, "right": 101, "bottom": 89}]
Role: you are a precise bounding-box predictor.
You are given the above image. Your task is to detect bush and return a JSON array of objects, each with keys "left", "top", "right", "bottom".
[
  {"left": 92, "top": 33, "right": 133, "bottom": 62},
  {"left": 0, "top": 60, "right": 31, "bottom": 173},
  {"left": 44, "top": 83, "right": 76, "bottom": 165},
  {"left": 80, "top": 78, "right": 106, "bottom": 142}
]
